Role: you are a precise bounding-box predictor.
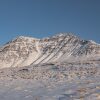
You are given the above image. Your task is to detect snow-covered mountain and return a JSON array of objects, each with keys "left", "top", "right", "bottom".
[
  {"left": 0, "top": 33, "right": 100, "bottom": 68},
  {"left": 0, "top": 33, "right": 100, "bottom": 100}
]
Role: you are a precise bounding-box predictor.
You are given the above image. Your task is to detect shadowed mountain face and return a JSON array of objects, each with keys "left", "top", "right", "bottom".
[{"left": 0, "top": 33, "right": 100, "bottom": 68}]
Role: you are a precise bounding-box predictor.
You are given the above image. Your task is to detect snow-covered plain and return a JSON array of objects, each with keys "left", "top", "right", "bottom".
[
  {"left": 0, "top": 60, "right": 100, "bottom": 100},
  {"left": 0, "top": 77, "right": 100, "bottom": 100}
]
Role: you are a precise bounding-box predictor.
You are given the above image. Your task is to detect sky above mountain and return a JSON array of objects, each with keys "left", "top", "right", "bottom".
[{"left": 0, "top": 0, "right": 100, "bottom": 45}]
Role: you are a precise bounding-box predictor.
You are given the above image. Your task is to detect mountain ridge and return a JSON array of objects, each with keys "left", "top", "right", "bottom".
[{"left": 0, "top": 33, "right": 100, "bottom": 68}]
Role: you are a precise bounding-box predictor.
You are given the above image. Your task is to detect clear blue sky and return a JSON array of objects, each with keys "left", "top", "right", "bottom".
[{"left": 0, "top": 0, "right": 100, "bottom": 45}]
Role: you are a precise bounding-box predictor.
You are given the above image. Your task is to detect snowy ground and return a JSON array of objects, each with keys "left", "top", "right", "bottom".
[
  {"left": 0, "top": 77, "right": 100, "bottom": 100},
  {"left": 0, "top": 62, "right": 100, "bottom": 100}
]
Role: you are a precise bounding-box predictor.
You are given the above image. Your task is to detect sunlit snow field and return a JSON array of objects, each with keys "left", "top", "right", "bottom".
[
  {"left": 0, "top": 63, "right": 100, "bottom": 100},
  {"left": 0, "top": 77, "right": 100, "bottom": 100}
]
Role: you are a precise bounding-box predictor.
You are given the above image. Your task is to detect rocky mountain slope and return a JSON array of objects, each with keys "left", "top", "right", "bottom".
[{"left": 0, "top": 33, "right": 100, "bottom": 68}]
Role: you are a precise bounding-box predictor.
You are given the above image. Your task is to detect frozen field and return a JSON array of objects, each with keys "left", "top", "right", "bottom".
[
  {"left": 0, "top": 62, "right": 100, "bottom": 100},
  {"left": 0, "top": 77, "right": 100, "bottom": 100}
]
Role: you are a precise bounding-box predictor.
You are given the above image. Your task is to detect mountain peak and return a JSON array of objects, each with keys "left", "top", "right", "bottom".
[
  {"left": 0, "top": 33, "right": 100, "bottom": 68},
  {"left": 16, "top": 36, "right": 38, "bottom": 40},
  {"left": 53, "top": 32, "right": 76, "bottom": 37},
  {"left": 13, "top": 36, "right": 39, "bottom": 42}
]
